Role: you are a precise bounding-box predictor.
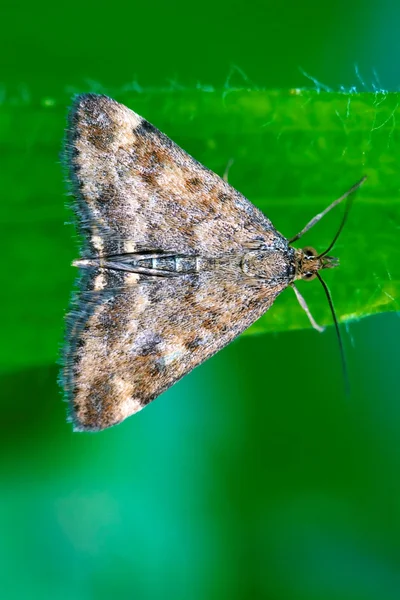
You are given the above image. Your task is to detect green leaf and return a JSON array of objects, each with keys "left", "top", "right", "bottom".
[{"left": 1, "top": 88, "right": 398, "bottom": 372}]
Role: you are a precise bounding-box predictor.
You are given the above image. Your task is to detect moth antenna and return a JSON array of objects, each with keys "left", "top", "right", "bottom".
[
  {"left": 316, "top": 272, "right": 350, "bottom": 395},
  {"left": 289, "top": 176, "right": 367, "bottom": 244},
  {"left": 316, "top": 177, "right": 364, "bottom": 258},
  {"left": 291, "top": 284, "right": 324, "bottom": 332}
]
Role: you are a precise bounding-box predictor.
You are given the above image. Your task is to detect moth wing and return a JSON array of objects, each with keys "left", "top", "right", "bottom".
[
  {"left": 63, "top": 268, "right": 283, "bottom": 431},
  {"left": 65, "top": 94, "right": 282, "bottom": 258}
]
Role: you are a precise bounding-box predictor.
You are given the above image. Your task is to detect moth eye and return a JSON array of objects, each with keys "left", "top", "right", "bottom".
[
  {"left": 303, "top": 246, "right": 318, "bottom": 258},
  {"left": 303, "top": 272, "right": 316, "bottom": 281}
]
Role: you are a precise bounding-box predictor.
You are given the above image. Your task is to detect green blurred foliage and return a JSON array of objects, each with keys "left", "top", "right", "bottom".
[{"left": 1, "top": 1, "right": 400, "bottom": 599}]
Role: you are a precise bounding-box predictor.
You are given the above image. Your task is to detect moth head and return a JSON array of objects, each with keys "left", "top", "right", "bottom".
[
  {"left": 295, "top": 246, "right": 339, "bottom": 282},
  {"left": 289, "top": 176, "right": 366, "bottom": 284},
  {"left": 288, "top": 176, "right": 366, "bottom": 396}
]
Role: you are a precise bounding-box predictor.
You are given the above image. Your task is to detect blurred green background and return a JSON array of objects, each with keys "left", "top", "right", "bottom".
[{"left": 2, "top": 1, "right": 400, "bottom": 599}]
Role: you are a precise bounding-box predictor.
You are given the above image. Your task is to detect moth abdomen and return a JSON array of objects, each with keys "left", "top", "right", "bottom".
[
  {"left": 73, "top": 252, "right": 202, "bottom": 276},
  {"left": 150, "top": 255, "right": 199, "bottom": 273}
]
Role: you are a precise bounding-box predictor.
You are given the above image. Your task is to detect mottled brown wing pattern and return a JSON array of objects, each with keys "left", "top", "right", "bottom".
[
  {"left": 62, "top": 94, "right": 292, "bottom": 431},
  {"left": 65, "top": 94, "right": 283, "bottom": 258},
  {"left": 64, "top": 266, "right": 285, "bottom": 431}
]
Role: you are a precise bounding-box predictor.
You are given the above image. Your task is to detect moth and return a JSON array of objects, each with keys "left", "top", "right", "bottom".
[{"left": 62, "top": 94, "right": 365, "bottom": 431}]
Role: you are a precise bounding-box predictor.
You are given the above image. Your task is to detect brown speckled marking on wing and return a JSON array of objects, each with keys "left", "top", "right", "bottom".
[
  {"left": 64, "top": 266, "right": 287, "bottom": 431},
  {"left": 65, "top": 94, "right": 284, "bottom": 258}
]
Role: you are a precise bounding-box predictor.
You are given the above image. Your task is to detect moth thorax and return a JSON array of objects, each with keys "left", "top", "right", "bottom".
[{"left": 241, "top": 249, "right": 292, "bottom": 280}]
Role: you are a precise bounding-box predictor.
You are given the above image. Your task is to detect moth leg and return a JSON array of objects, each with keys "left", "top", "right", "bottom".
[
  {"left": 291, "top": 284, "right": 324, "bottom": 333},
  {"left": 223, "top": 158, "right": 235, "bottom": 183}
]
